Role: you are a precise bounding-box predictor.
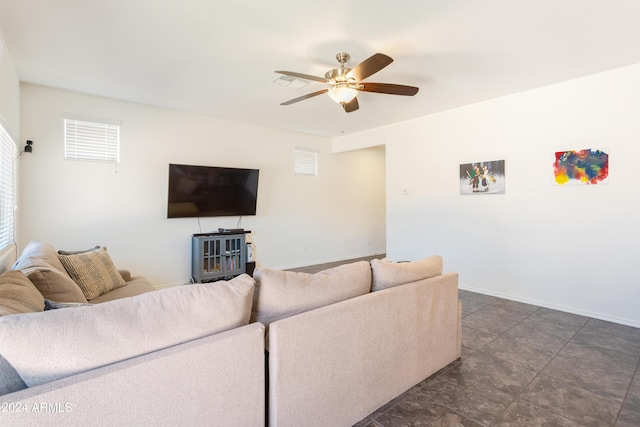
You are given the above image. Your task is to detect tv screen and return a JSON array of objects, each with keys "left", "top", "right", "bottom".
[{"left": 167, "top": 164, "right": 259, "bottom": 218}]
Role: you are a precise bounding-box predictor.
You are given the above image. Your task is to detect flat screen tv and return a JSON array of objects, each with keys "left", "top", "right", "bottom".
[{"left": 167, "top": 164, "right": 259, "bottom": 218}]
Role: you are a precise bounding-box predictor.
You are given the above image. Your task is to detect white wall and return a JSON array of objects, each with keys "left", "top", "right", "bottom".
[
  {"left": 0, "top": 33, "right": 19, "bottom": 137},
  {"left": 0, "top": 31, "right": 20, "bottom": 271},
  {"left": 19, "top": 84, "right": 386, "bottom": 286},
  {"left": 334, "top": 63, "right": 640, "bottom": 327}
]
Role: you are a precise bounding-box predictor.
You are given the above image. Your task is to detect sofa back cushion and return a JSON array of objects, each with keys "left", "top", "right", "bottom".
[
  {"left": 0, "top": 274, "right": 255, "bottom": 387},
  {"left": 12, "top": 240, "right": 87, "bottom": 303},
  {"left": 370, "top": 255, "right": 443, "bottom": 291},
  {"left": 58, "top": 246, "right": 126, "bottom": 300},
  {"left": 0, "top": 270, "right": 45, "bottom": 316},
  {"left": 251, "top": 261, "right": 371, "bottom": 327}
]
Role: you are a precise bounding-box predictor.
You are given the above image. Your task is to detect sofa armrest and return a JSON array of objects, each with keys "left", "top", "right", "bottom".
[
  {"left": 117, "top": 269, "right": 131, "bottom": 282},
  {"left": 1, "top": 322, "right": 266, "bottom": 426}
]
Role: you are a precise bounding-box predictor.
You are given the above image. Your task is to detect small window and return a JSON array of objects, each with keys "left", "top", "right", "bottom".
[
  {"left": 64, "top": 115, "right": 121, "bottom": 163},
  {"left": 294, "top": 148, "right": 318, "bottom": 176}
]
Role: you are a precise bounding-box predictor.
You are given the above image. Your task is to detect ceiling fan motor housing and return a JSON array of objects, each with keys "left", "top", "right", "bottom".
[
  {"left": 325, "top": 67, "right": 353, "bottom": 82},
  {"left": 326, "top": 52, "right": 357, "bottom": 86}
]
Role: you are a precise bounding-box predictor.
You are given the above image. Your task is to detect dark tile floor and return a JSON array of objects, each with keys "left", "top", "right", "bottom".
[
  {"left": 285, "top": 255, "right": 384, "bottom": 274},
  {"left": 352, "top": 289, "right": 640, "bottom": 427}
]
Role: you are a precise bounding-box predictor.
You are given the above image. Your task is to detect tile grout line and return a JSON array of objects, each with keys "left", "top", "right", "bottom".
[
  {"left": 502, "top": 316, "right": 592, "bottom": 425},
  {"left": 458, "top": 298, "right": 540, "bottom": 425},
  {"left": 462, "top": 294, "right": 640, "bottom": 426},
  {"left": 614, "top": 352, "right": 640, "bottom": 426},
  {"left": 485, "top": 300, "right": 546, "bottom": 425},
  {"left": 470, "top": 299, "right": 602, "bottom": 425},
  {"left": 489, "top": 308, "right": 631, "bottom": 426}
]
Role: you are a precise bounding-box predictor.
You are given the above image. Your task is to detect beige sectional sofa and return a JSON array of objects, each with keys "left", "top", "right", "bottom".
[
  {"left": 1, "top": 323, "right": 266, "bottom": 426},
  {"left": 7, "top": 240, "right": 155, "bottom": 310},
  {"left": 0, "top": 273, "right": 265, "bottom": 427},
  {"left": 255, "top": 257, "right": 461, "bottom": 427},
  {"left": 267, "top": 272, "right": 460, "bottom": 426},
  {"left": 1, "top": 250, "right": 460, "bottom": 427}
]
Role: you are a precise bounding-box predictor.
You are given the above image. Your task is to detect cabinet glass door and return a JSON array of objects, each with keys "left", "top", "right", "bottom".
[
  {"left": 224, "top": 237, "right": 243, "bottom": 275},
  {"left": 202, "top": 239, "right": 222, "bottom": 274}
]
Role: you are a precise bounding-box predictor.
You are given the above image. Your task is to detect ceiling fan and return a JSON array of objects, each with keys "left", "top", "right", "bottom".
[{"left": 275, "top": 52, "right": 419, "bottom": 113}]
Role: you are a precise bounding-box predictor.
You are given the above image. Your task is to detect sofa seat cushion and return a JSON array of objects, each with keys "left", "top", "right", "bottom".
[
  {"left": 88, "top": 277, "right": 156, "bottom": 303},
  {"left": 58, "top": 246, "right": 126, "bottom": 300},
  {"left": 0, "top": 274, "right": 255, "bottom": 387},
  {"left": 370, "top": 255, "right": 443, "bottom": 291},
  {"left": 251, "top": 261, "right": 371, "bottom": 327},
  {"left": 12, "top": 240, "right": 87, "bottom": 303},
  {"left": 0, "top": 270, "right": 45, "bottom": 316}
]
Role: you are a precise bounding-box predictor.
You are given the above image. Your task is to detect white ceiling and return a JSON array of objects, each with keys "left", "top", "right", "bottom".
[{"left": 1, "top": 0, "right": 640, "bottom": 138}]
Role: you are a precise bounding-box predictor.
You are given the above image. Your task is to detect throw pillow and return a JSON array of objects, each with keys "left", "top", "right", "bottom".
[
  {"left": 0, "top": 274, "right": 255, "bottom": 387},
  {"left": 12, "top": 240, "right": 87, "bottom": 303},
  {"left": 0, "top": 353, "right": 26, "bottom": 396},
  {"left": 370, "top": 255, "right": 443, "bottom": 292},
  {"left": 44, "top": 299, "right": 92, "bottom": 310},
  {"left": 251, "top": 260, "right": 371, "bottom": 327},
  {"left": 0, "top": 270, "right": 45, "bottom": 316},
  {"left": 58, "top": 246, "right": 126, "bottom": 300},
  {"left": 58, "top": 245, "right": 100, "bottom": 255}
]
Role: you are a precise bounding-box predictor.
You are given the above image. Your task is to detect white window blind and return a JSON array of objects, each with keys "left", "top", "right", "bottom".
[
  {"left": 64, "top": 116, "right": 121, "bottom": 163},
  {"left": 294, "top": 148, "right": 318, "bottom": 176},
  {"left": 0, "top": 123, "right": 16, "bottom": 251}
]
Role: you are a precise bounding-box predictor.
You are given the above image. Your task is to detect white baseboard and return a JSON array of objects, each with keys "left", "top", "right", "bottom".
[{"left": 459, "top": 284, "right": 640, "bottom": 329}]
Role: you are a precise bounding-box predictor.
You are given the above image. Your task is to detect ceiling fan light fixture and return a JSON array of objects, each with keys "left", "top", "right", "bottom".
[
  {"left": 276, "top": 52, "right": 418, "bottom": 114},
  {"left": 328, "top": 86, "right": 358, "bottom": 104}
]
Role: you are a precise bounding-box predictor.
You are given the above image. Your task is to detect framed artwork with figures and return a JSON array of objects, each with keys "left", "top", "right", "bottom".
[{"left": 459, "top": 160, "right": 505, "bottom": 195}]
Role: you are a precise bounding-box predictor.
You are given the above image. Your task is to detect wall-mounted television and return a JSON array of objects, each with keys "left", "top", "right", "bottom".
[{"left": 167, "top": 163, "right": 259, "bottom": 218}]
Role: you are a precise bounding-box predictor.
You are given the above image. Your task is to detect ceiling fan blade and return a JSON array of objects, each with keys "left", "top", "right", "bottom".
[
  {"left": 342, "top": 97, "right": 359, "bottom": 113},
  {"left": 358, "top": 82, "right": 419, "bottom": 96},
  {"left": 280, "top": 89, "right": 329, "bottom": 105},
  {"left": 347, "top": 53, "right": 393, "bottom": 82},
  {"left": 275, "top": 71, "right": 328, "bottom": 83}
]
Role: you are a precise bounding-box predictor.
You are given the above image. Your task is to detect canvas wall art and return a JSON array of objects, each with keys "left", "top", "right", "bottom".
[
  {"left": 459, "top": 160, "right": 505, "bottom": 195},
  {"left": 553, "top": 148, "right": 609, "bottom": 185}
]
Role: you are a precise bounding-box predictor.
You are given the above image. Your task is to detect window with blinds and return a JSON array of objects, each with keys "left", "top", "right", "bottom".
[
  {"left": 64, "top": 116, "right": 121, "bottom": 163},
  {"left": 294, "top": 148, "right": 318, "bottom": 176},
  {"left": 0, "top": 123, "right": 16, "bottom": 251}
]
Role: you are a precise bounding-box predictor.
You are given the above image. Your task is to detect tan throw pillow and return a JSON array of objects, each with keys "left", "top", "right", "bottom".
[
  {"left": 0, "top": 270, "right": 45, "bottom": 316},
  {"left": 370, "top": 255, "right": 443, "bottom": 291},
  {"left": 0, "top": 274, "right": 255, "bottom": 387},
  {"left": 251, "top": 261, "right": 372, "bottom": 327},
  {"left": 12, "top": 240, "right": 87, "bottom": 303},
  {"left": 58, "top": 247, "right": 126, "bottom": 300}
]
